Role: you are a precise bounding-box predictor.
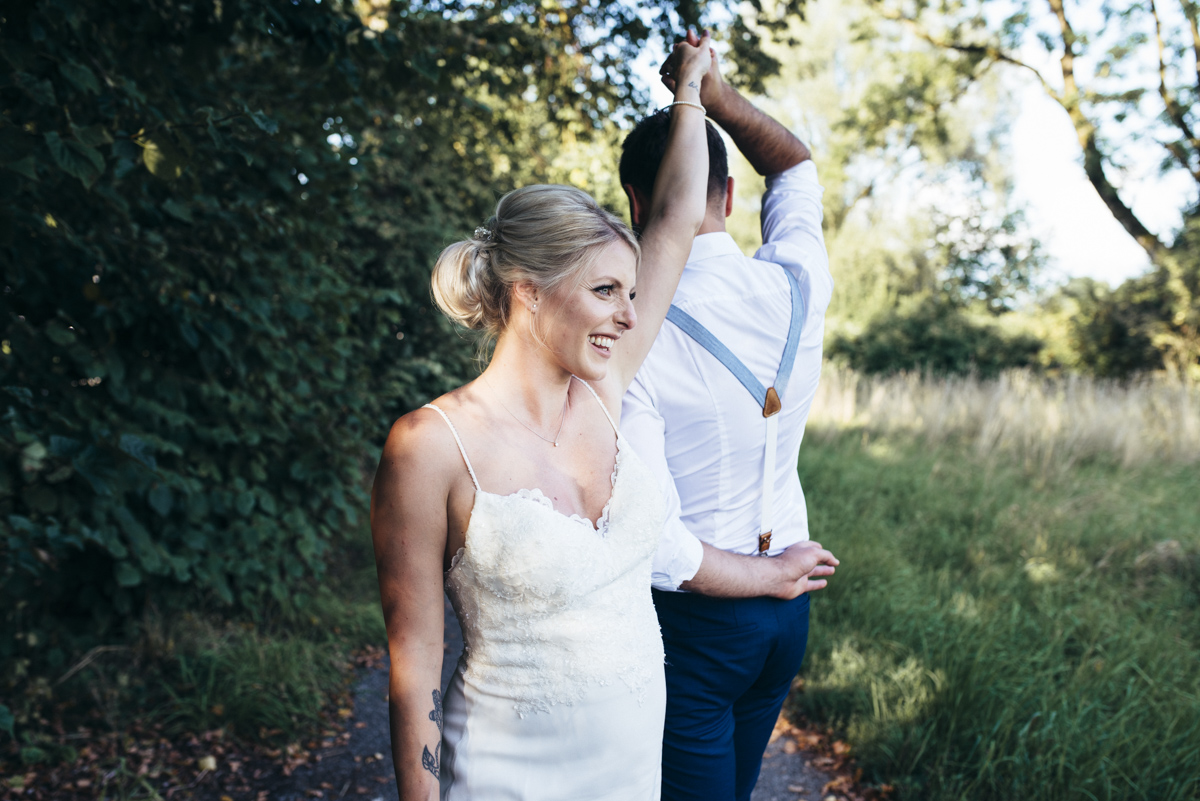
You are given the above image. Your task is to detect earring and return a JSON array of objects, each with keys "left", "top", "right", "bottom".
[{"left": 532, "top": 304, "right": 538, "bottom": 312}]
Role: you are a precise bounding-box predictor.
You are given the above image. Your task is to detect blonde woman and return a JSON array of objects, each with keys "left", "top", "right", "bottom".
[{"left": 370, "top": 36, "right": 713, "bottom": 801}]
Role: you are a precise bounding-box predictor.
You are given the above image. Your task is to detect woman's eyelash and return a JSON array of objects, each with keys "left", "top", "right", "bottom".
[{"left": 594, "top": 285, "right": 615, "bottom": 294}]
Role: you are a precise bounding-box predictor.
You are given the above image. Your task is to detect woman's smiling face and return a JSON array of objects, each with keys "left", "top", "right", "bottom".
[{"left": 534, "top": 240, "right": 639, "bottom": 381}]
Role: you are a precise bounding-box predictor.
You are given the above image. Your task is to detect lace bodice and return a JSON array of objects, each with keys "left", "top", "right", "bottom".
[{"left": 425, "top": 382, "right": 666, "bottom": 717}]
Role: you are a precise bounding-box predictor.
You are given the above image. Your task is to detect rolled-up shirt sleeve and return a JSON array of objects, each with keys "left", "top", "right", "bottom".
[
  {"left": 622, "top": 377, "right": 704, "bottom": 591},
  {"left": 755, "top": 160, "right": 834, "bottom": 315}
]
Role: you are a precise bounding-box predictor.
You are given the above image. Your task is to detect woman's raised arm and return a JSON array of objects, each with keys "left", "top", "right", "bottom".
[
  {"left": 607, "top": 35, "right": 713, "bottom": 394},
  {"left": 370, "top": 411, "right": 456, "bottom": 800}
]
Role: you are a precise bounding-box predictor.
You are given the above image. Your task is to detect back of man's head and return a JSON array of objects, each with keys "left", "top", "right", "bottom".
[{"left": 619, "top": 110, "right": 729, "bottom": 220}]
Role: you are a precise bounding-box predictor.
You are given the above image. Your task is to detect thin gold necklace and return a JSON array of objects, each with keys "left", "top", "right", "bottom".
[{"left": 482, "top": 374, "right": 569, "bottom": 447}]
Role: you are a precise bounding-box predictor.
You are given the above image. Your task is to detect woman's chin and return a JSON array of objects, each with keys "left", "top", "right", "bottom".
[{"left": 571, "top": 359, "right": 608, "bottom": 383}]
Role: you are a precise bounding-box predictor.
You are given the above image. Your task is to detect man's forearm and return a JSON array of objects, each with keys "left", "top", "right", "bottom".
[
  {"left": 680, "top": 542, "right": 788, "bottom": 598},
  {"left": 680, "top": 540, "right": 837, "bottom": 599},
  {"left": 708, "top": 88, "right": 811, "bottom": 176}
]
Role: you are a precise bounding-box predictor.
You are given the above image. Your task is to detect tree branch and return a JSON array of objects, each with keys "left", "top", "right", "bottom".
[
  {"left": 831, "top": 179, "right": 876, "bottom": 232},
  {"left": 1164, "top": 139, "right": 1200, "bottom": 183},
  {"left": 874, "top": 7, "right": 1061, "bottom": 101},
  {"left": 872, "top": 0, "right": 1171, "bottom": 265},
  {"left": 1184, "top": 0, "right": 1200, "bottom": 97},
  {"left": 1044, "top": 0, "right": 1167, "bottom": 263},
  {"left": 1151, "top": 0, "right": 1200, "bottom": 175}
]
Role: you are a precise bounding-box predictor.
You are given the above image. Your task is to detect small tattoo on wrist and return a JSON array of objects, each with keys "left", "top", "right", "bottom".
[{"left": 688, "top": 81, "right": 699, "bottom": 90}]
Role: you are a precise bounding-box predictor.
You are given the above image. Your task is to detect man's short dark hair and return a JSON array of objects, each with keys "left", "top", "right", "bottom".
[{"left": 619, "top": 110, "right": 729, "bottom": 207}]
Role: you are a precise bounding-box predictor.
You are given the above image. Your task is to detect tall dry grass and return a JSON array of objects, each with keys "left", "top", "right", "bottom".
[{"left": 809, "top": 365, "right": 1200, "bottom": 469}]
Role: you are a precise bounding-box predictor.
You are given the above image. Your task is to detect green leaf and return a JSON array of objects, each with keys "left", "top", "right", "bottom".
[
  {"left": 48, "top": 436, "right": 83, "bottom": 458},
  {"left": 20, "top": 442, "right": 47, "bottom": 473},
  {"left": 235, "top": 490, "right": 256, "bottom": 517},
  {"left": 139, "top": 134, "right": 185, "bottom": 180},
  {"left": 13, "top": 72, "right": 56, "bottom": 105},
  {"left": 72, "top": 446, "right": 113, "bottom": 495},
  {"left": 71, "top": 123, "right": 113, "bottom": 148},
  {"left": 148, "top": 484, "right": 173, "bottom": 516},
  {"left": 162, "top": 198, "right": 193, "bottom": 222},
  {"left": 115, "top": 560, "right": 142, "bottom": 587},
  {"left": 58, "top": 60, "right": 100, "bottom": 94},
  {"left": 44, "top": 320, "right": 77, "bottom": 346},
  {"left": 44, "top": 131, "right": 105, "bottom": 189},
  {"left": 114, "top": 507, "right": 164, "bottom": 574},
  {"left": 3, "top": 156, "right": 37, "bottom": 181},
  {"left": 179, "top": 322, "right": 200, "bottom": 348},
  {"left": 118, "top": 434, "right": 157, "bottom": 471},
  {"left": 0, "top": 703, "right": 13, "bottom": 738},
  {"left": 257, "top": 488, "right": 279, "bottom": 516},
  {"left": 249, "top": 110, "right": 279, "bottom": 134}
]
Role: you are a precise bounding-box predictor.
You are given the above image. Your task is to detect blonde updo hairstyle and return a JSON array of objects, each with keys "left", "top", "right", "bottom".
[{"left": 431, "top": 185, "right": 640, "bottom": 345}]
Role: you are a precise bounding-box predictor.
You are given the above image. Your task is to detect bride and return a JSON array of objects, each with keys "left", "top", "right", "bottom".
[{"left": 371, "top": 35, "right": 713, "bottom": 801}]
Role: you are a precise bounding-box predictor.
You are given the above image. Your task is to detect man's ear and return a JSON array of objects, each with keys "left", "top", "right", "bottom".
[
  {"left": 623, "top": 183, "right": 650, "bottom": 229},
  {"left": 724, "top": 176, "right": 734, "bottom": 219}
]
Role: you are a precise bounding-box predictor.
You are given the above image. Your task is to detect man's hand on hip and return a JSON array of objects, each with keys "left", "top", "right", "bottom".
[
  {"left": 681, "top": 539, "right": 838, "bottom": 599},
  {"left": 769, "top": 541, "right": 838, "bottom": 600}
]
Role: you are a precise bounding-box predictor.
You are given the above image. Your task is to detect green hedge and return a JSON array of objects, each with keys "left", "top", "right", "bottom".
[
  {"left": 0, "top": 0, "right": 660, "bottom": 720},
  {"left": 829, "top": 300, "right": 1043, "bottom": 377},
  {"left": 0, "top": 0, "right": 468, "bottom": 691}
]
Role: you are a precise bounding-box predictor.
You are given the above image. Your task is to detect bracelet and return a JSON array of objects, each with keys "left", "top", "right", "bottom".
[{"left": 663, "top": 100, "right": 706, "bottom": 115}]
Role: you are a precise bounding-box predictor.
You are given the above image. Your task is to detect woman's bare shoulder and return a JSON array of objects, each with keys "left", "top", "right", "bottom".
[
  {"left": 376, "top": 387, "right": 482, "bottom": 487},
  {"left": 377, "top": 407, "right": 458, "bottom": 491}
]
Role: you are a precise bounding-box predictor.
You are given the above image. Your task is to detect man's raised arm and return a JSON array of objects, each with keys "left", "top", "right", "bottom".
[{"left": 681, "top": 29, "right": 810, "bottom": 174}]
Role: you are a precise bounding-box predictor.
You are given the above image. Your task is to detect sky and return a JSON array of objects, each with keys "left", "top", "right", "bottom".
[
  {"left": 1008, "top": 83, "right": 1190, "bottom": 286},
  {"left": 631, "top": 19, "right": 1196, "bottom": 289}
]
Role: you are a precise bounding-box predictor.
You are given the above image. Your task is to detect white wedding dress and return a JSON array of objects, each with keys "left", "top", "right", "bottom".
[{"left": 424, "top": 380, "right": 667, "bottom": 801}]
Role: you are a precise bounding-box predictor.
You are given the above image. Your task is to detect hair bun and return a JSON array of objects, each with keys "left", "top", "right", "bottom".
[{"left": 431, "top": 240, "right": 495, "bottom": 331}]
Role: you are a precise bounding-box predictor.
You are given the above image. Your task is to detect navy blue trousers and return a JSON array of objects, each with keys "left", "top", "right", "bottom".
[{"left": 653, "top": 589, "right": 810, "bottom": 801}]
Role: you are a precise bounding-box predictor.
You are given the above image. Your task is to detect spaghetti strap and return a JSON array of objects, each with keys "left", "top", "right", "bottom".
[
  {"left": 423, "top": 404, "right": 481, "bottom": 491},
  {"left": 572, "top": 377, "right": 619, "bottom": 436}
]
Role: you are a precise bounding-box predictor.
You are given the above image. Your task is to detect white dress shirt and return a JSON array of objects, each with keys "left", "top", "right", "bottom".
[{"left": 622, "top": 160, "right": 833, "bottom": 592}]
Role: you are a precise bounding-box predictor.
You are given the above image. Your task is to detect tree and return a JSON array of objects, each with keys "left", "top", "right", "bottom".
[
  {"left": 721, "top": 0, "right": 1045, "bottom": 374},
  {"left": 859, "top": 0, "right": 1200, "bottom": 372}
]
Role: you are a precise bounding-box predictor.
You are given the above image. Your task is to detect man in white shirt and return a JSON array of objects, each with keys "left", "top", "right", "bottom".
[{"left": 619, "top": 36, "right": 839, "bottom": 801}]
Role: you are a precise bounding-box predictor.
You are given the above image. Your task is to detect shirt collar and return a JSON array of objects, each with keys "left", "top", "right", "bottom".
[{"left": 686, "top": 232, "right": 743, "bottom": 265}]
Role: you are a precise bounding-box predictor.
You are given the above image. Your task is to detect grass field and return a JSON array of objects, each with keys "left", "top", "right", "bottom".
[
  {"left": 23, "top": 368, "right": 1196, "bottom": 800},
  {"left": 793, "top": 370, "right": 1200, "bottom": 800}
]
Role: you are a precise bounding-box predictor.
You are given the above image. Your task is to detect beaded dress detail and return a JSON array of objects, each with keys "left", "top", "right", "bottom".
[{"left": 424, "top": 378, "right": 667, "bottom": 801}]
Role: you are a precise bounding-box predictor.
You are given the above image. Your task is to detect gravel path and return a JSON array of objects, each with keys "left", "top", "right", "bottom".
[{"left": 278, "top": 596, "right": 833, "bottom": 800}]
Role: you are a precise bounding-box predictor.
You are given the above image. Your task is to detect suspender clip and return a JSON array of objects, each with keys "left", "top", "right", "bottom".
[
  {"left": 762, "top": 386, "right": 781, "bottom": 418},
  {"left": 757, "top": 531, "right": 772, "bottom": 554}
]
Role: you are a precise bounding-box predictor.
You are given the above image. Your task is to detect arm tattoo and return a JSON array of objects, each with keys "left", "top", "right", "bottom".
[
  {"left": 421, "top": 689, "right": 444, "bottom": 777},
  {"left": 422, "top": 743, "right": 440, "bottom": 777},
  {"left": 688, "top": 81, "right": 699, "bottom": 90},
  {"left": 429, "top": 689, "right": 443, "bottom": 732}
]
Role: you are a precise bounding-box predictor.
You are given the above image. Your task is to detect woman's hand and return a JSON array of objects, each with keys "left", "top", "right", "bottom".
[{"left": 659, "top": 29, "right": 713, "bottom": 97}]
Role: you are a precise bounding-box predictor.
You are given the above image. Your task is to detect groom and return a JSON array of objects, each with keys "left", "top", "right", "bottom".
[{"left": 620, "top": 33, "right": 838, "bottom": 801}]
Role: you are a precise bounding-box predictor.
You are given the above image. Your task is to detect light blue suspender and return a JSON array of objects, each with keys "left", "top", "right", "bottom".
[{"left": 665, "top": 268, "right": 806, "bottom": 553}]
